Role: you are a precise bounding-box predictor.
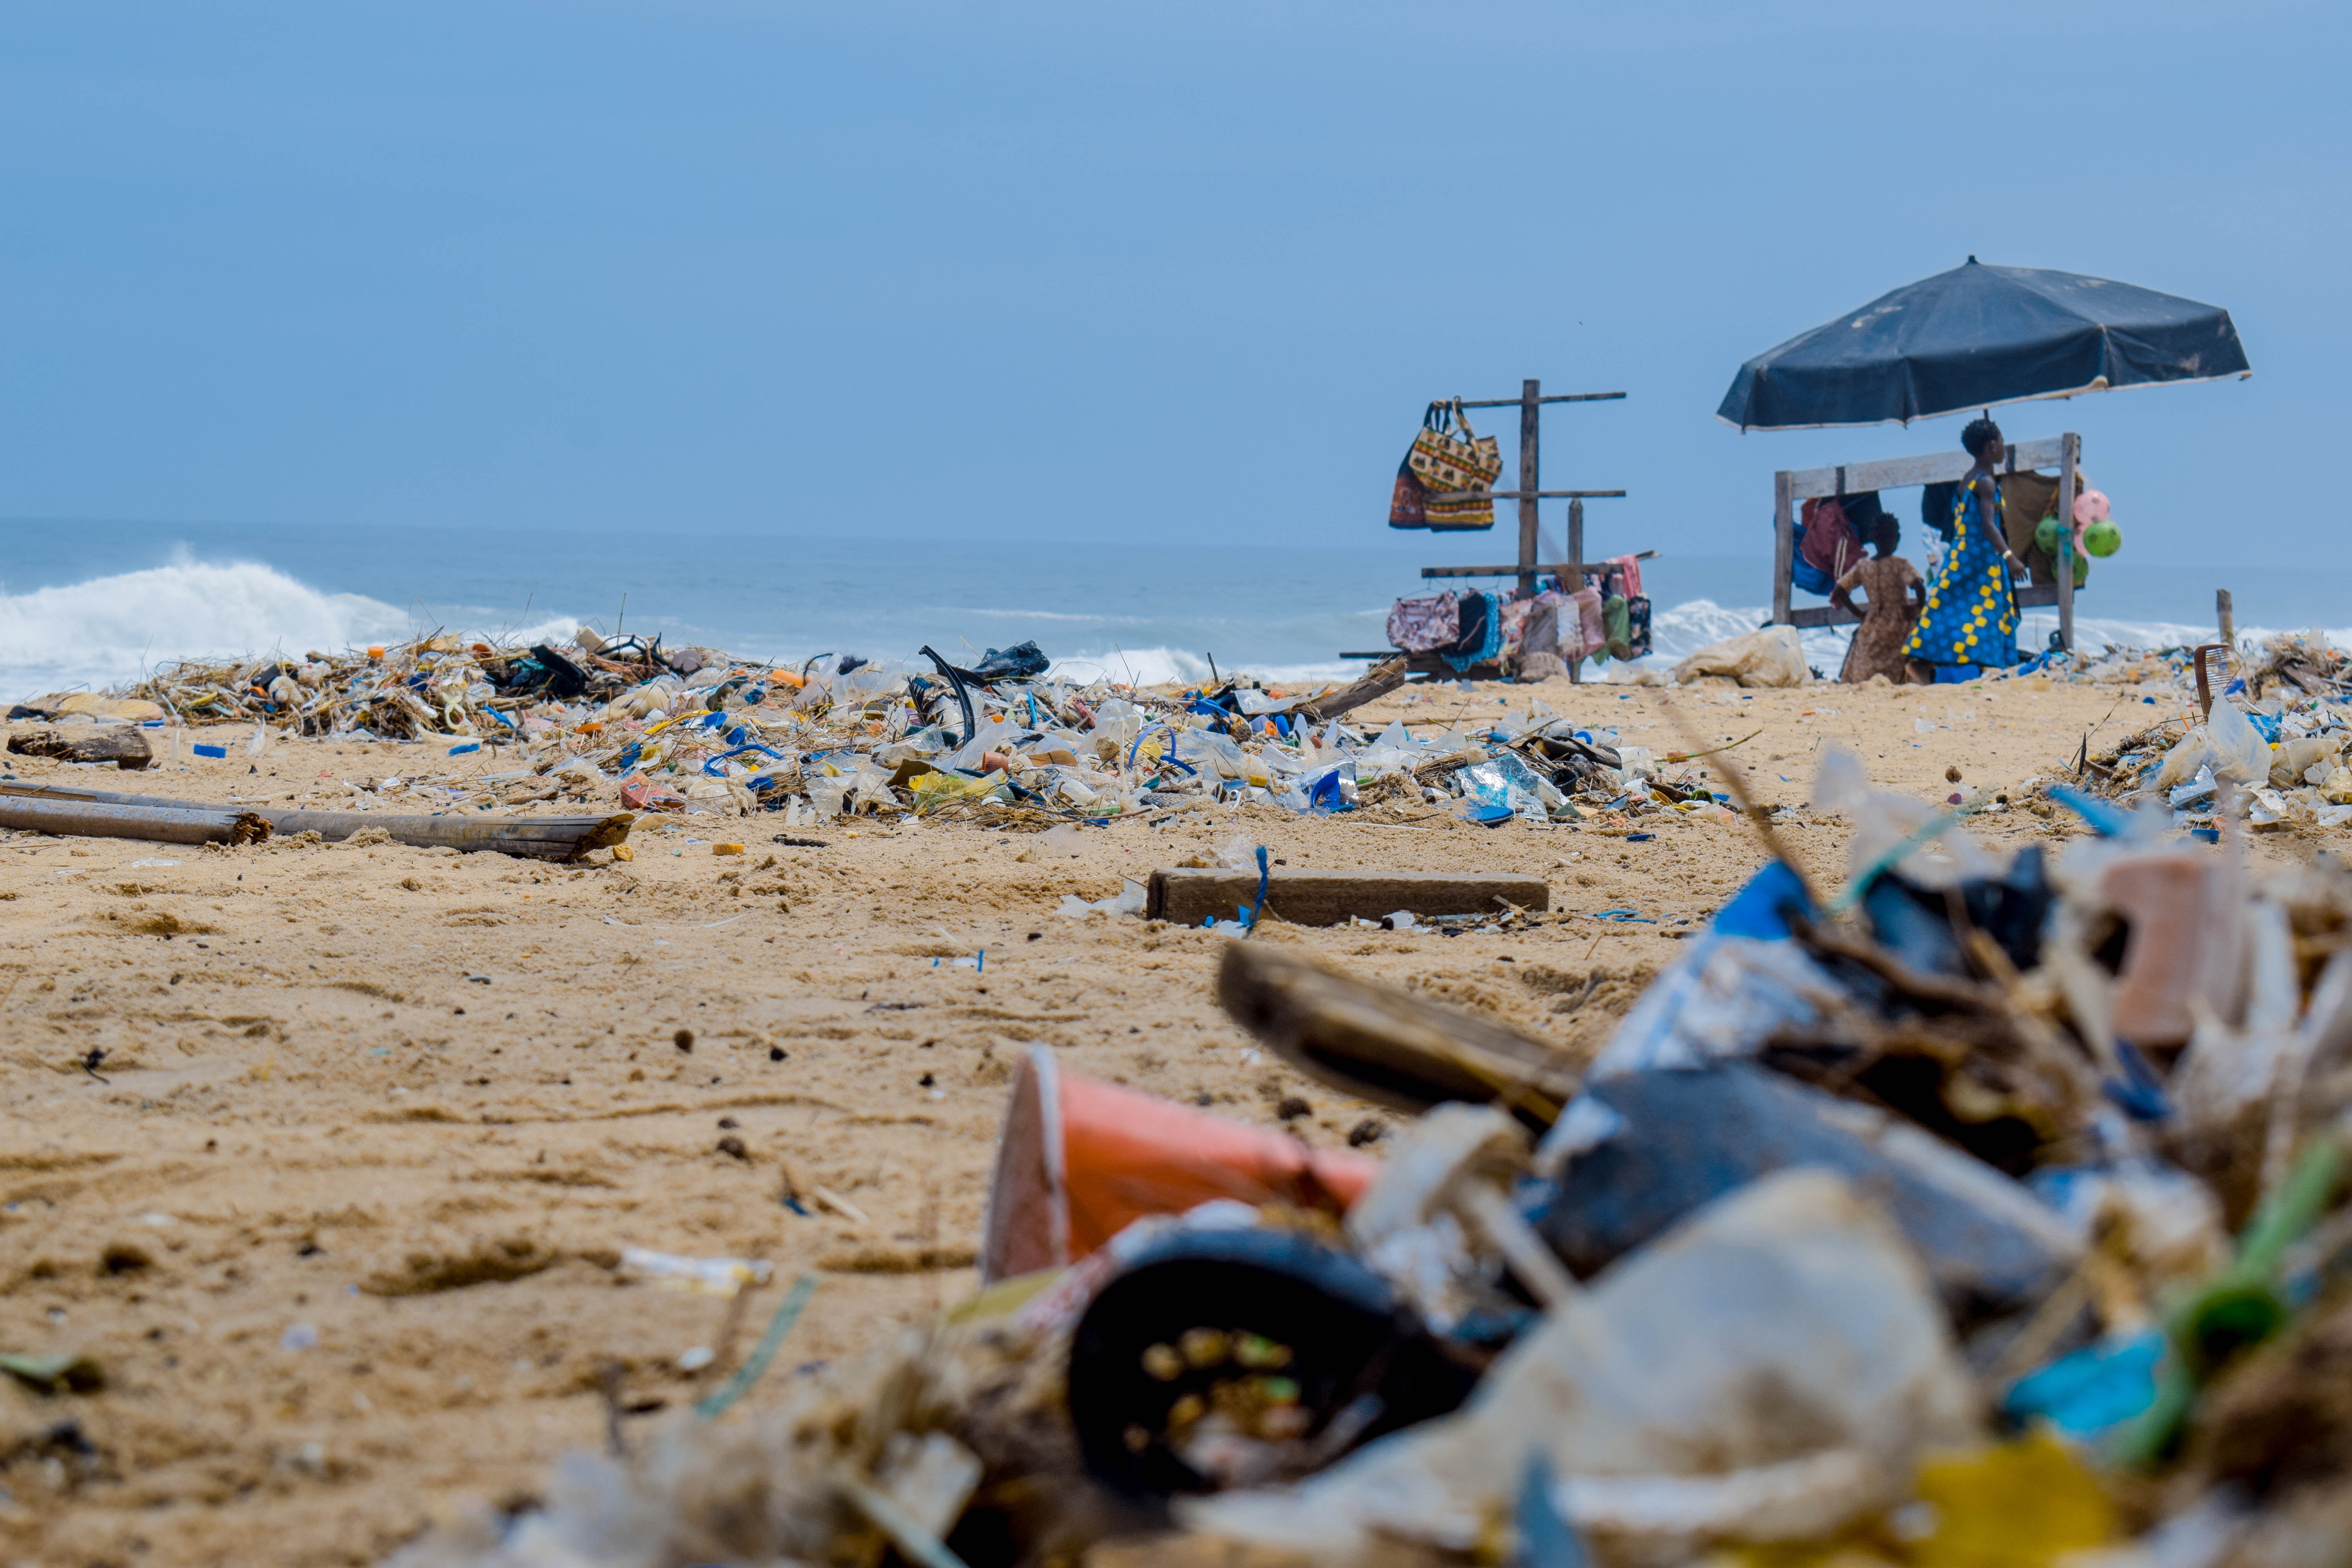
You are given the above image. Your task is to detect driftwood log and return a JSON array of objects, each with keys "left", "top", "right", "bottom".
[
  {"left": 1297, "top": 656, "right": 1408, "bottom": 725},
  {"left": 0, "top": 795, "right": 267, "bottom": 846},
  {"left": 1148, "top": 866, "right": 1546, "bottom": 928},
  {"left": 0, "top": 783, "right": 630, "bottom": 862},
  {"left": 7, "top": 727, "right": 153, "bottom": 769},
  {"left": 1216, "top": 942, "right": 1579, "bottom": 1127}
]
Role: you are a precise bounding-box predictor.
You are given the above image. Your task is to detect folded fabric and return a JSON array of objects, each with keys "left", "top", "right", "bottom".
[
  {"left": 1387, "top": 593, "right": 1459, "bottom": 652},
  {"left": 1608, "top": 553, "right": 1646, "bottom": 599},
  {"left": 1442, "top": 592, "right": 1503, "bottom": 672}
]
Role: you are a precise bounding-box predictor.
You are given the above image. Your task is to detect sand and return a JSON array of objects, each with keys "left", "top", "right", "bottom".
[{"left": 0, "top": 673, "right": 2299, "bottom": 1566}]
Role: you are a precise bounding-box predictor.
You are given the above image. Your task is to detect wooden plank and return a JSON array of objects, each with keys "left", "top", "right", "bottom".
[
  {"left": 1147, "top": 867, "right": 1549, "bottom": 928},
  {"left": 1783, "top": 437, "right": 2069, "bottom": 500},
  {"left": 1216, "top": 942, "right": 1579, "bottom": 1124},
  {"left": 1297, "top": 657, "right": 1407, "bottom": 724},
  {"left": 1456, "top": 392, "right": 1625, "bottom": 408},
  {"left": 7, "top": 726, "right": 154, "bottom": 769},
  {"left": 0, "top": 781, "right": 632, "bottom": 862},
  {"left": 2055, "top": 432, "right": 2080, "bottom": 652},
  {"left": 1422, "top": 551, "right": 1656, "bottom": 578},
  {"left": 1567, "top": 497, "right": 1586, "bottom": 686},
  {"left": 0, "top": 794, "right": 267, "bottom": 846},
  {"left": 1517, "top": 378, "right": 1541, "bottom": 598},
  {"left": 1791, "top": 584, "right": 2066, "bottom": 626},
  {"left": 1772, "top": 469, "right": 1795, "bottom": 626},
  {"left": 1426, "top": 489, "right": 1626, "bottom": 501}
]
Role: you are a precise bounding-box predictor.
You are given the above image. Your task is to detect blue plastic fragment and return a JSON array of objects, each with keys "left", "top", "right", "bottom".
[
  {"left": 2003, "top": 1331, "right": 2167, "bottom": 1437},
  {"left": 192, "top": 744, "right": 228, "bottom": 759},
  {"left": 2045, "top": 784, "right": 2138, "bottom": 838},
  {"left": 1710, "top": 860, "right": 1816, "bottom": 940},
  {"left": 1586, "top": 908, "right": 1656, "bottom": 924},
  {"left": 448, "top": 741, "right": 481, "bottom": 756},
  {"left": 2189, "top": 826, "right": 2220, "bottom": 844},
  {"left": 2104, "top": 1042, "right": 2173, "bottom": 1122},
  {"left": 1460, "top": 802, "right": 1515, "bottom": 826},
  {"left": 1515, "top": 1454, "right": 1587, "bottom": 1568},
  {"left": 1624, "top": 831, "right": 1653, "bottom": 842}
]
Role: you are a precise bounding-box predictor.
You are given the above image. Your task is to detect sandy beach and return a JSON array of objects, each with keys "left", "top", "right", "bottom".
[{"left": 0, "top": 671, "right": 2304, "bottom": 1566}]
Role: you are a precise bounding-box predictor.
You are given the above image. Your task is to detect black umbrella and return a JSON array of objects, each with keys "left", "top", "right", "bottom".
[{"left": 1717, "top": 257, "right": 2250, "bottom": 431}]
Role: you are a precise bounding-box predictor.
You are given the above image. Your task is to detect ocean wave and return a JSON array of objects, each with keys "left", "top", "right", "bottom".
[
  {"left": 0, "top": 558, "right": 586, "bottom": 701},
  {"left": 7, "top": 555, "right": 2343, "bottom": 705}
]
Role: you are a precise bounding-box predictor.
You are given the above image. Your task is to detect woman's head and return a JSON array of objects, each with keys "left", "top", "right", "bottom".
[
  {"left": 1868, "top": 515, "right": 1900, "bottom": 558},
  {"left": 1961, "top": 416, "right": 2004, "bottom": 461}
]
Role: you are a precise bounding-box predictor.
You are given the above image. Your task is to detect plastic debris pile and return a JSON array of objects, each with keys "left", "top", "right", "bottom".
[
  {"left": 54, "top": 626, "right": 1760, "bottom": 830},
  {"left": 2079, "top": 639, "right": 2352, "bottom": 835},
  {"left": 388, "top": 745, "right": 2352, "bottom": 1568}
]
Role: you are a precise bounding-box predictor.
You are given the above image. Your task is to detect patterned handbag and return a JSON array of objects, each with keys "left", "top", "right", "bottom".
[
  {"left": 1388, "top": 454, "right": 1428, "bottom": 529},
  {"left": 1408, "top": 399, "right": 1502, "bottom": 531}
]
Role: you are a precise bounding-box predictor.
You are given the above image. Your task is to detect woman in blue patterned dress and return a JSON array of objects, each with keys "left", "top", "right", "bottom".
[{"left": 1904, "top": 416, "right": 2029, "bottom": 682}]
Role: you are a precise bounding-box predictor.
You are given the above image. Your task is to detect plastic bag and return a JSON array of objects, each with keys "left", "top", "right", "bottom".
[
  {"left": 1181, "top": 1171, "right": 1978, "bottom": 1556},
  {"left": 2205, "top": 699, "right": 2273, "bottom": 784},
  {"left": 1672, "top": 625, "right": 1808, "bottom": 688}
]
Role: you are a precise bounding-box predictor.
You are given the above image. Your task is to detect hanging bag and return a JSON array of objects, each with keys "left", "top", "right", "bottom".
[{"left": 1408, "top": 399, "right": 1503, "bottom": 531}]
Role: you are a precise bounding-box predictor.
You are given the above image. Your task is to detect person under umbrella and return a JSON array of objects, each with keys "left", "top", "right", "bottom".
[{"left": 1902, "top": 416, "right": 2029, "bottom": 682}]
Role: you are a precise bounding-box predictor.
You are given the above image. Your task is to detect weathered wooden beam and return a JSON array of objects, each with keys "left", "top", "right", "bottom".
[
  {"left": 1454, "top": 392, "right": 1626, "bottom": 408},
  {"left": 0, "top": 782, "right": 630, "bottom": 862},
  {"left": 1784, "top": 580, "right": 2071, "bottom": 628},
  {"left": 1149, "top": 867, "right": 1548, "bottom": 928},
  {"left": 1216, "top": 942, "right": 1578, "bottom": 1124},
  {"left": 7, "top": 726, "right": 153, "bottom": 769},
  {"left": 0, "top": 795, "right": 267, "bottom": 845},
  {"left": 2055, "top": 432, "right": 2081, "bottom": 652},
  {"left": 1421, "top": 551, "right": 1655, "bottom": 579},
  {"left": 1423, "top": 490, "right": 1628, "bottom": 501},
  {"left": 1780, "top": 437, "right": 2069, "bottom": 500},
  {"left": 1296, "top": 657, "right": 1407, "bottom": 725}
]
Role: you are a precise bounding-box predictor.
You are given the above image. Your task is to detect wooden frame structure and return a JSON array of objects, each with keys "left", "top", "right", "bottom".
[
  {"left": 1345, "top": 377, "right": 1642, "bottom": 681},
  {"left": 1770, "top": 432, "right": 2082, "bottom": 652}
]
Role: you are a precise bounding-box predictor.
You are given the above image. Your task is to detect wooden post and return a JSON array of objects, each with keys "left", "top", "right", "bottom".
[
  {"left": 2218, "top": 588, "right": 2236, "bottom": 646},
  {"left": 1771, "top": 470, "right": 1795, "bottom": 626},
  {"left": 1517, "top": 379, "right": 1540, "bottom": 599},
  {"left": 1566, "top": 497, "right": 1584, "bottom": 686},
  {"left": 2054, "top": 432, "right": 2080, "bottom": 653}
]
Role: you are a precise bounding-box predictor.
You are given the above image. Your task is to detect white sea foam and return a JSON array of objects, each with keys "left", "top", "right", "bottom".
[
  {"left": 6, "top": 555, "right": 2342, "bottom": 706},
  {"left": 1050, "top": 648, "right": 1359, "bottom": 687},
  {"left": 0, "top": 557, "right": 581, "bottom": 701}
]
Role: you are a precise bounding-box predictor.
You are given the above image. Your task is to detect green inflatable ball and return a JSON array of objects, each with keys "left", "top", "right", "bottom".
[
  {"left": 2034, "top": 514, "right": 2062, "bottom": 555},
  {"left": 2072, "top": 547, "right": 2090, "bottom": 588},
  {"left": 2083, "top": 517, "right": 2122, "bottom": 558}
]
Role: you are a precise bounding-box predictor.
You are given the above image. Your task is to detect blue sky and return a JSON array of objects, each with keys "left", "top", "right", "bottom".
[{"left": 2, "top": 1, "right": 2342, "bottom": 565}]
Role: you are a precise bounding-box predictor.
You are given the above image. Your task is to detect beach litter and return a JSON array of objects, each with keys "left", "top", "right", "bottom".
[
  {"left": 381, "top": 735, "right": 2352, "bottom": 1568},
  {"left": 6, "top": 627, "right": 1777, "bottom": 848}
]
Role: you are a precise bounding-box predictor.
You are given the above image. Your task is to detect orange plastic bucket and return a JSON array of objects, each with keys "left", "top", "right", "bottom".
[{"left": 979, "top": 1045, "right": 1377, "bottom": 1283}]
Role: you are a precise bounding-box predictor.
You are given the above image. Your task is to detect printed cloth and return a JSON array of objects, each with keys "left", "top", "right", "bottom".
[
  {"left": 1441, "top": 591, "right": 1503, "bottom": 671},
  {"left": 1388, "top": 455, "right": 1428, "bottom": 529},
  {"left": 1904, "top": 477, "right": 2017, "bottom": 670},
  {"left": 1387, "top": 592, "right": 1459, "bottom": 652},
  {"left": 1607, "top": 553, "right": 1647, "bottom": 599},
  {"left": 1497, "top": 597, "right": 1535, "bottom": 654},
  {"left": 1564, "top": 586, "right": 1606, "bottom": 659}
]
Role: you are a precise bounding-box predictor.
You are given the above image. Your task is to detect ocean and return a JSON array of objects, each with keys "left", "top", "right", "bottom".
[{"left": 3, "top": 518, "right": 2343, "bottom": 702}]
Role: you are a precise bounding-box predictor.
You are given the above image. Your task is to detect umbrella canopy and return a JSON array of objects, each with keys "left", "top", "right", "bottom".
[{"left": 1717, "top": 258, "right": 2250, "bottom": 431}]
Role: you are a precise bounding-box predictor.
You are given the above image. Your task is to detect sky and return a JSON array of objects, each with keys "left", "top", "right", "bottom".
[{"left": 1, "top": 0, "right": 2343, "bottom": 567}]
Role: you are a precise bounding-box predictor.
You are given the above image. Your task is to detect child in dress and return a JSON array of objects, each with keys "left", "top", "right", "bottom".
[{"left": 1837, "top": 515, "right": 1925, "bottom": 684}]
